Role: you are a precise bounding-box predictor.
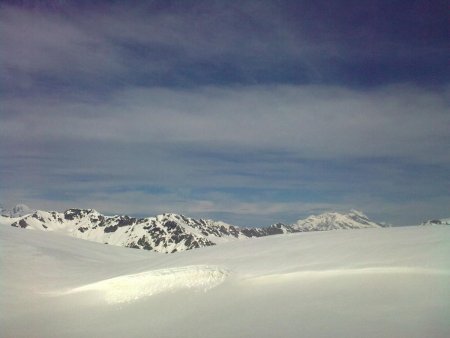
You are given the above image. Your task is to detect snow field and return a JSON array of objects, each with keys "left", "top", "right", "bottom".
[{"left": 1, "top": 224, "right": 449, "bottom": 337}]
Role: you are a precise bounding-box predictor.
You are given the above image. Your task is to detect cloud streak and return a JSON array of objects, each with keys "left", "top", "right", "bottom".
[{"left": 2, "top": 84, "right": 449, "bottom": 162}]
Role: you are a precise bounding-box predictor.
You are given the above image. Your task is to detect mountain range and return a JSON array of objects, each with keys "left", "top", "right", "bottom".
[{"left": 1, "top": 205, "right": 387, "bottom": 253}]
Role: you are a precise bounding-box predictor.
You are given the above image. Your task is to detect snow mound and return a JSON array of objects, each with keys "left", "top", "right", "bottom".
[{"left": 64, "top": 265, "right": 228, "bottom": 304}]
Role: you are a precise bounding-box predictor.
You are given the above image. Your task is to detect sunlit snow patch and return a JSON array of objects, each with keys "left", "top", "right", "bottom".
[
  {"left": 247, "top": 267, "right": 450, "bottom": 284},
  {"left": 64, "top": 265, "right": 228, "bottom": 304}
]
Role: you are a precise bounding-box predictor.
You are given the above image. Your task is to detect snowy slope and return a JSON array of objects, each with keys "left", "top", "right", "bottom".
[
  {"left": 1, "top": 225, "right": 449, "bottom": 338},
  {"left": 0, "top": 208, "right": 384, "bottom": 253}
]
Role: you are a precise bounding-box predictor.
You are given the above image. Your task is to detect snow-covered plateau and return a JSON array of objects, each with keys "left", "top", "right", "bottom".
[{"left": 1, "top": 223, "right": 449, "bottom": 338}]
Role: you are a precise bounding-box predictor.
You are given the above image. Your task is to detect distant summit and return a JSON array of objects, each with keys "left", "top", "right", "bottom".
[
  {"left": 421, "top": 218, "right": 450, "bottom": 226},
  {"left": 291, "top": 210, "right": 383, "bottom": 231},
  {"left": 0, "top": 204, "right": 33, "bottom": 217}
]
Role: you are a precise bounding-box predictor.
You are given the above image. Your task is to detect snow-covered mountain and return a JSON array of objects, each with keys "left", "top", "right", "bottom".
[
  {"left": 0, "top": 203, "right": 33, "bottom": 217},
  {"left": 0, "top": 208, "right": 279, "bottom": 253},
  {"left": 421, "top": 217, "right": 450, "bottom": 226},
  {"left": 0, "top": 207, "right": 385, "bottom": 253},
  {"left": 291, "top": 210, "right": 383, "bottom": 231}
]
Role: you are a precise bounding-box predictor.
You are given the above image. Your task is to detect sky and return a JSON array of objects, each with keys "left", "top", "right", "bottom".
[{"left": 1, "top": 0, "right": 449, "bottom": 226}]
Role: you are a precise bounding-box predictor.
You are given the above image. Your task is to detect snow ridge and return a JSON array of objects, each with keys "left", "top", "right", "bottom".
[{"left": 63, "top": 265, "right": 228, "bottom": 304}]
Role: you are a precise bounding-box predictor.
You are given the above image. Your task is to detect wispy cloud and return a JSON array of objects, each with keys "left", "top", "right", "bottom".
[
  {"left": 2, "top": 1, "right": 447, "bottom": 92},
  {"left": 2, "top": 85, "right": 449, "bottom": 162}
]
